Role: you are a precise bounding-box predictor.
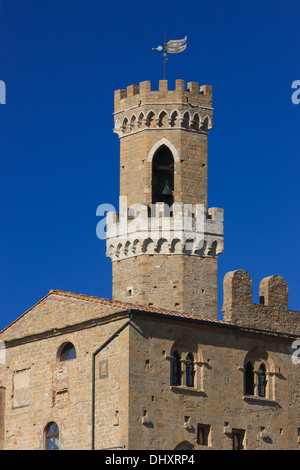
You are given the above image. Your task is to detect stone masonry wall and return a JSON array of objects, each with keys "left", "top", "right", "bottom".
[
  {"left": 112, "top": 254, "right": 218, "bottom": 319},
  {"left": 127, "top": 314, "right": 300, "bottom": 450},
  {"left": 0, "top": 293, "right": 131, "bottom": 450},
  {"left": 222, "top": 270, "right": 300, "bottom": 336},
  {"left": 118, "top": 129, "right": 209, "bottom": 208}
]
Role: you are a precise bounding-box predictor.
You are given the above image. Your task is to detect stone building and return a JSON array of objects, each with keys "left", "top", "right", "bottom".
[{"left": 0, "top": 79, "right": 299, "bottom": 450}]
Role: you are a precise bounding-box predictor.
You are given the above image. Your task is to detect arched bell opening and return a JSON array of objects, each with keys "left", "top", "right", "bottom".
[{"left": 152, "top": 145, "right": 174, "bottom": 206}]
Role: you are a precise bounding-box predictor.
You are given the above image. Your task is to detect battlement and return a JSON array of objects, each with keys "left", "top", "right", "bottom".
[
  {"left": 106, "top": 202, "right": 223, "bottom": 262},
  {"left": 222, "top": 270, "right": 300, "bottom": 335},
  {"left": 114, "top": 80, "right": 213, "bottom": 114}
]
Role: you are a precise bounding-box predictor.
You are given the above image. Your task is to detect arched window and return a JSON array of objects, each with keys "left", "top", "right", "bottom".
[
  {"left": 170, "top": 111, "right": 180, "bottom": 128},
  {"left": 170, "top": 336, "right": 199, "bottom": 390},
  {"left": 174, "top": 441, "right": 193, "bottom": 450},
  {"left": 146, "top": 110, "right": 156, "bottom": 128},
  {"left": 258, "top": 363, "right": 266, "bottom": 397},
  {"left": 45, "top": 422, "right": 59, "bottom": 450},
  {"left": 185, "top": 353, "right": 194, "bottom": 387},
  {"left": 171, "top": 351, "right": 181, "bottom": 386},
  {"left": 243, "top": 348, "right": 274, "bottom": 400},
  {"left": 152, "top": 146, "right": 174, "bottom": 206},
  {"left": 191, "top": 113, "right": 200, "bottom": 131},
  {"left": 244, "top": 362, "right": 254, "bottom": 396},
  {"left": 182, "top": 111, "right": 190, "bottom": 129},
  {"left": 59, "top": 342, "right": 76, "bottom": 362}
]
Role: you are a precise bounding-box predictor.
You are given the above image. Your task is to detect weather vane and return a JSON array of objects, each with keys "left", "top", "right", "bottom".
[{"left": 152, "top": 34, "right": 187, "bottom": 80}]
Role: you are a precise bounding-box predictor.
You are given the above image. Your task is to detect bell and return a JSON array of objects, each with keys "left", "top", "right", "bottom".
[{"left": 162, "top": 179, "right": 172, "bottom": 195}]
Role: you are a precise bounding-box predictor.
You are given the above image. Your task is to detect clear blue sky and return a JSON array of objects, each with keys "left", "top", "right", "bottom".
[{"left": 0, "top": 0, "right": 299, "bottom": 329}]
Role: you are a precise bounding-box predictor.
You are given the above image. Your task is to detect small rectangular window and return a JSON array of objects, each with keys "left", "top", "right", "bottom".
[
  {"left": 232, "top": 429, "right": 245, "bottom": 450},
  {"left": 197, "top": 424, "right": 210, "bottom": 446},
  {"left": 127, "top": 286, "right": 133, "bottom": 297}
]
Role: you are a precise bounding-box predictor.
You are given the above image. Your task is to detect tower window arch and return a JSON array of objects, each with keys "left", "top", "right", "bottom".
[
  {"left": 191, "top": 113, "right": 200, "bottom": 131},
  {"left": 170, "top": 110, "right": 180, "bottom": 127},
  {"left": 152, "top": 145, "right": 174, "bottom": 206},
  {"left": 182, "top": 111, "right": 190, "bottom": 129}
]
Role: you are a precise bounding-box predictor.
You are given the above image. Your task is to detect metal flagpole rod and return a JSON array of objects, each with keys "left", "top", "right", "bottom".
[{"left": 163, "top": 33, "right": 167, "bottom": 80}]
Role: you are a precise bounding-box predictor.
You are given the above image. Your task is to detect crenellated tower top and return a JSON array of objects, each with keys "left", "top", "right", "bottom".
[
  {"left": 114, "top": 79, "right": 212, "bottom": 111},
  {"left": 113, "top": 80, "right": 213, "bottom": 139}
]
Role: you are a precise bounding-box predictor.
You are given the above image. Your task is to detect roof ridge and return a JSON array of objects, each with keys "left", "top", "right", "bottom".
[
  {"left": 0, "top": 289, "right": 224, "bottom": 337},
  {"left": 1, "top": 289, "right": 295, "bottom": 340},
  {"left": 49, "top": 289, "right": 224, "bottom": 324}
]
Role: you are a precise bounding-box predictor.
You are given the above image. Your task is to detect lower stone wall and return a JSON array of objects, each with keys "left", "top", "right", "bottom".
[
  {"left": 1, "top": 316, "right": 130, "bottom": 450},
  {"left": 128, "top": 314, "right": 300, "bottom": 450}
]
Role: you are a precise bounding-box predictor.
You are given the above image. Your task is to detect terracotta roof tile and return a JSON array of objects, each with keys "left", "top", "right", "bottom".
[
  {"left": 49, "top": 290, "right": 297, "bottom": 339},
  {"left": 1, "top": 289, "right": 295, "bottom": 340}
]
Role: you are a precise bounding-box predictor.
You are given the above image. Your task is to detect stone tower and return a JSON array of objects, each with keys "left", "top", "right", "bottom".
[{"left": 106, "top": 80, "right": 224, "bottom": 320}]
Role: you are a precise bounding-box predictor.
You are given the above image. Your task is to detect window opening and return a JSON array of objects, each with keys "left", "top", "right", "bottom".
[
  {"left": 171, "top": 352, "right": 181, "bottom": 386},
  {"left": 232, "top": 429, "right": 245, "bottom": 450},
  {"left": 60, "top": 343, "right": 76, "bottom": 362},
  {"left": 45, "top": 422, "right": 59, "bottom": 450},
  {"left": 257, "top": 363, "right": 266, "bottom": 397},
  {"left": 152, "top": 146, "right": 174, "bottom": 206},
  {"left": 197, "top": 424, "right": 210, "bottom": 446},
  {"left": 244, "top": 362, "right": 254, "bottom": 395},
  {"left": 186, "top": 353, "right": 194, "bottom": 387}
]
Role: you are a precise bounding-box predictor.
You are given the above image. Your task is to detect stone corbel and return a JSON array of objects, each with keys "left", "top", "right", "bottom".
[{"left": 164, "top": 354, "right": 174, "bottom": 362}]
